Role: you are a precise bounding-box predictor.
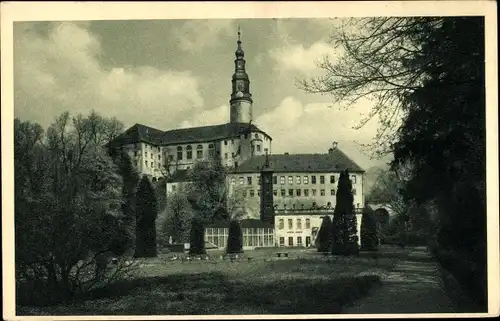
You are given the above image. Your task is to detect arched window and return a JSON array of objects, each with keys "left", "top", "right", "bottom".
[
  {"left": 186, "top": 145, "right": 193, "bottom": 159},
  {"left": 177, "top": 146, "right": 183, "bottom": 160},
  {"left": 152, "top": 177, "right": 157, "bottom": 182},
  {"left": 208, "top": 143, "right": 215, "bottom": 158},
  {"left": 196, "top": 145, "right": 203, "bottom": 159}
]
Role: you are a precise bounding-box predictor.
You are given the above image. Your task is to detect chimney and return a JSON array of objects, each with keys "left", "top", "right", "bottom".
[
  {"left": 284, "top": 152, "right": 289, "bottom": 155},
  {"left": 328, "top": 148, "right": 334, "bottom": 154},
  {"left": 332, "top": 141, "right": 338, "bottom": 149}
]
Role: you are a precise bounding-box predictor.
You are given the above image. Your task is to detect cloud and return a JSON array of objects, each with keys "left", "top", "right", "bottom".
[
  {"left": 270, "top": 41, "right": 340, "bottom": 73},
  {"left": 14, "top": 22, "right": 205, "bottom": 130},
  {"left": 179, "top": 104, "right": 229, "bottom": 128},
  {"left": 254, "top": 96, "right": 386, "bottom": 169},
  {"left": 173, "top": 20, "right": 234, "bottom": 52}
]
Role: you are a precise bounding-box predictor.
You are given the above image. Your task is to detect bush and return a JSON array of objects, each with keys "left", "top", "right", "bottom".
[
  {"left": 226, "top": 220, "right": 243, "bottom": 254},
  {"left": 189, "top": 217, "right": 206, "bottom": 255},
  {"left": 361, "top": 206, "right": 378, "bottom": 250},
  {"left": 317, "top": 216, "right": 333, "bottom": 252}
]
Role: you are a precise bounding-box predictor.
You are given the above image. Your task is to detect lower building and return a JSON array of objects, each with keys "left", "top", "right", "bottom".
[
  {"left": 274, "top": 209, "right": 363, "bottom": 248},
  {"left": 204, "top": 219, "right": 275, "bottom": 250}
]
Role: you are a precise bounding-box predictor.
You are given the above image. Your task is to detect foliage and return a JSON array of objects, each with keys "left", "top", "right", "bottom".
[
  {"left": 316, "top": 216, "right": 333, "bottom": 252},
  {"left": 158, "top": 190, "right": 193, "bottom": 246},
  {"left": 189, "top": 217, "right": 206, "bottom": 255},
  {"left": 301, "top": 17, "right": 486, "bottom": 307},
  {"left": 135, "top": 176, "right": 158, "bottom": 258},
  {"left": 14, "top": 112, "right": 135, "bottom": 305},
  {"left": 332, "top": 170, "right": 358, "bottom": 255},
  {"left": 108, "top": 149, "right": 140, "bottom": 256},
  {"left": 360, "top": 206, "right": 378, "bottom": 250},
  {"left": 187, "top": 158, "right": 230, "bottom": 223},
  {"left": 226, "top": 220, "right": 243, "bottom": 254}
]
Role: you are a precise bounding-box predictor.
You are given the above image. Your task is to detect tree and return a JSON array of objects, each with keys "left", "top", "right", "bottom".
[
  {"left": 15, "top": 112, "right": 134, "bottom": 305},
  {"left": 187, "top": 158, "right": 230, "bottom": 224},
  {"left": 301, "top": 17, "right": 486, "bottom": 307},
  {"left": 361, "top": 206, "right": 378, "bottom": 250},
  {"left": 316, "top": 216, "right": 333, "bottom": 252},
  {"left": 189, "top": 217, "right": 206, "bottom": 255},
  {"left": 332, "top": 170, "right": 358, "bottom": 255},
  {"left": 135, "top": 175, "right": 158, "bottom": 258},
  {"left": 108, "top": 149, "right": 140, "bottom": 256},
  {"left": 159, "top": 191, "right": 193, "bottom": 246},
  {"left": 226, "top": 220, "right": 243, "bottom": 254}
]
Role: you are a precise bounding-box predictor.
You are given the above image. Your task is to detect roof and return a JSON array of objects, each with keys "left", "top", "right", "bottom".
[
  {"left": 111, "top": 122, "right": 271, "bottom": 146},
  {"left": 231, "top": 150, "right": 364, "bottom": 174},
  {"left": 206, "top": 219, "right": 274, "bottom": 229},
  {"left": 160, "top": 122, "right": 271, "bottom": 145},
  {"left": 111, "top": 123, "right": 165, "bottom": 146}
]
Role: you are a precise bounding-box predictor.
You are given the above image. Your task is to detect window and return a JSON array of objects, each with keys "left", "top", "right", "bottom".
[
  {"left": 304, "top": 189, "right": 309, "bottom": 197},
  {"left": 351, "top": 175, "right": 357, "bottom": 184},
  {"left": 145, "top": 160, "right": 148, "bottom": 167},
  {"left": 288, "top": 219, "right": 293, "bottom": 229},
  {"left": 297, "top": 236, "right": 303, "bottom": 246},
  {"left": 234, "top": 161, "right": 238, "bottom": 168},
  {"left": 280, "top": 176, "right": 285, "bottom": 184},
  {"left": 239, "top": 177, "right": 244, "bottom": 185},
  {"left": 312, "top": 189, "right": 317, "bottom": 196},
  {"left": 177, "top": 146, "right": 183, "bottom": 160},
  {"left": 288, "top": 176, "right": 293, "bottom": 184},
  {"left": 278, "top": 219, "right": 284, "bottom": 229},
  {"left": 224, "top": 140, "right": 227, "bottom": 145},
  {"left": 330, "top": 175, "right": 336, "bottom": 184},
  {"left": 296, "top": 189, "right": 301, "bottom": 197},
  {"left": 250, "top": 190, "right": 255, "bottom": 197},
  {"left": 273, "top": 190, "right": 277, "bottom": 196},
  {"left": 288, "top": 189, "right": 294, "bottom": 197},
  {"left": 186, "top": 145, "right": 192, "bottom": 159},
  {"left": 320, "top": 175, "right": 325, "bottom": 184},
  {"left": 168, "top": 154, "right": 174, "bottom": 161},
  {"left": 247, "top": 176, "right": 252, "bottom": 185},
  {"left": 158, "top": 154, "right": 161, "bottom": 160},
  {"left": 303, "top": 176, "right": 309, "bottom": 184},
  {"left": 311, "top": 175, "right": 316, "bottom": 184},
  {"left": 224, "top": 153, "right": 228, "bottom": 159},
  {"left": 145, "top": 152, "right": 148, "bottom": 158},
  {"left": 273, "top": 176, "right": 277, "bottom": 184},
  {"left": 296, "top": 176, "right": 301, "bottom": 184},
  {"left": 279, "top": 237, "right": 285, "bottom": 246},
  {"left": 243, "top": 190, "right": 247, "bottom": 197},
  {"left": 172, "top": 185, "right": 176, "bottom": 192},
  {"left": 256, "top": 145, "right": 261, "bottom": 152},
  {"left": 305, "top": 218, "right": 311, "bottom": 229},
  {"left": 288, "top": 237, "right": 294, "bottom": 246},
  {"left": 257, "top": 190, "right": 261, "bottom": 196},
  {"left": 331, "top": 189, "right": 336, "bottom": 196},
  {"left": 255, "top": 133, "right": 259, "bottom": 139},
  {"left": 231, "top": 152, "right": 235, "bottom": 158},
  {"left": 281, "top": 189, "right": 286, "bottom": 197},
  {"left": 231, "top": 177, "right": 236, "bottom": 185},
  {"left": 134, "top": 151, "right": 138, "bottom": 157},
  {"left": 231, "top": 139, "right": 234, "bottom": 144},
  {"left": 297, "top": 219, "right": 302, "bottom": 230},
  {"left": 196, "top": 145, "right": 203, "bottom": 158},
  {"left": 208, "top": 144, "right": 215, "bottom": 158},
  {"left": 320, "top": 189, "right": 325, "bottom": 196}
]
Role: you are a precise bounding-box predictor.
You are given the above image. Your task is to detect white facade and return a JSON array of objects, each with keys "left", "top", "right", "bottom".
[{"left": 274, "top": 211, "right": 363, "bottom": 248}]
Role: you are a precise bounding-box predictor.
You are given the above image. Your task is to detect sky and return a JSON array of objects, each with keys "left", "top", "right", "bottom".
[{"left": 13, "top": 18, "right": 392, "bottom": 170}]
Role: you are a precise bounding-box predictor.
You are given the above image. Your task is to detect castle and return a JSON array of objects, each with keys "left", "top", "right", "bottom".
[{"left": 111, "top": 30, "right": 365, "bottom": 249}]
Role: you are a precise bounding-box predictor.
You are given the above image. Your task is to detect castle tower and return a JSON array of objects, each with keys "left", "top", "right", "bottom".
[
  {"left": 260, "top": 151, "right": 274, "bottom": 224},
  {"left": 230, "top": 27, "right": 253, "bottom": 124}
]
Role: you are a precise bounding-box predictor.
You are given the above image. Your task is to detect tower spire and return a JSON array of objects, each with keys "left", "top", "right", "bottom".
[{"left": 229, "top": 25, "right": 253, "bottom": 124}]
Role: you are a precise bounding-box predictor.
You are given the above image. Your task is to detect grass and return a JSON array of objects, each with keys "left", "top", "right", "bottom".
[{"left": 17, "top": 247, "right": 407, "bottom": 315}]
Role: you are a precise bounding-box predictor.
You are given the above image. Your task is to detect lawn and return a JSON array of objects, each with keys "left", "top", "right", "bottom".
[{"left": 17, "top": 247, "right": 408, "bottom": 315}]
